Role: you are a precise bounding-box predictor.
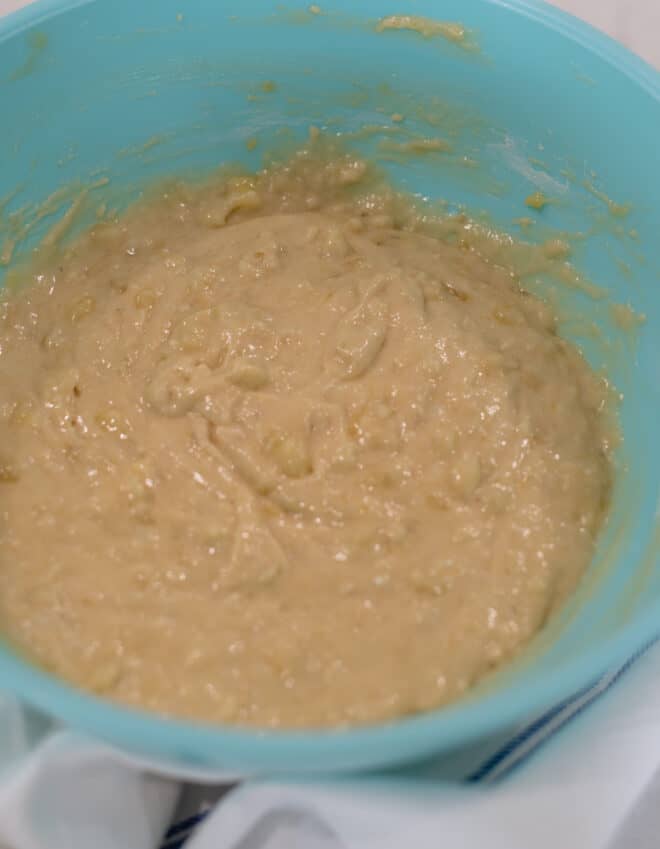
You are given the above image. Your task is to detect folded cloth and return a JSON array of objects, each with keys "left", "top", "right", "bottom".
[
  {"left": 1, "top": 641, "right": 660, "bottom": 849},
  {"left": 0, "top": 702, "right": 179, "bottom": 849}
]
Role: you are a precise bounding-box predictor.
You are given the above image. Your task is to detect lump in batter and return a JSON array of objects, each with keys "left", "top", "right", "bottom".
[{"left": 0, "top": 145, "right": 612, "bottom": 728}]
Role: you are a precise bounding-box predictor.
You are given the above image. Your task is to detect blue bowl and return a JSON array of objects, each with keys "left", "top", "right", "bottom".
[{"left": 0, "top": 0, "right": 659, "bottom": 776}]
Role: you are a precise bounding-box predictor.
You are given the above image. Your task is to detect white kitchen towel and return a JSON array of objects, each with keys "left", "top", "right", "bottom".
[
  {"left": 0, "top": 702, "right": 179, "bottom": 849},
  {"left": 1, "top": 640, "right": 659, "bottom": 849}
]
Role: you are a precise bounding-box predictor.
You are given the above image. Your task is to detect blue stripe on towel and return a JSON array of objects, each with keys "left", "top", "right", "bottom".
[
  {"left": 466, "top": 641, "right": 656, "bottom": 784},
  {"left": 164, "top": 810, "right": 210, "bottom": 840},
  {"left": 162, "top": 809, "right": 211, "bottom": 849}
]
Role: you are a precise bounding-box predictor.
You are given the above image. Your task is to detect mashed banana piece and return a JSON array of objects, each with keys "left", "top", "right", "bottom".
[{"left": 0, "top": 150, "right": 611, "bottom": 728}]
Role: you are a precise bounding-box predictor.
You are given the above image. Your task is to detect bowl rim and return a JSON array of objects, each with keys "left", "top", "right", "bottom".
[{"left": 0, "top": 0, "right": 658, "bottom": 772}]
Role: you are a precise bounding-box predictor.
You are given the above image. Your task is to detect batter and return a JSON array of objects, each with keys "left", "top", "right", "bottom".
[{"left": 0, "top": 146, "right": 612, "bottom": 728}]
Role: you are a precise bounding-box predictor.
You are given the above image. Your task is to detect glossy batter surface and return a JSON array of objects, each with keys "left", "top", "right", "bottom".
[{"left": 0, "top": 150, "right": 611, "bottom": 727}]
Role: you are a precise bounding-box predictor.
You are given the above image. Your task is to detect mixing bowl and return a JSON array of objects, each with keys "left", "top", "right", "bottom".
[{"left": 0, "top": 0, "right": 658, "bottom": 776}]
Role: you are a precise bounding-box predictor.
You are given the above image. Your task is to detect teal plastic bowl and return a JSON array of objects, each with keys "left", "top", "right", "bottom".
[{"left": 0, "top": 0, "right": 659, "bottom": 776}]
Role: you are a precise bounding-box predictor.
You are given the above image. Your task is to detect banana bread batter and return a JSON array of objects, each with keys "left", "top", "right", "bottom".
[{"left": 0, "top": 148, "right": 612, "bottom": 728}]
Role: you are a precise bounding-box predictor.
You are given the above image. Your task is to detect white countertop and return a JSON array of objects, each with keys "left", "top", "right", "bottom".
[
  {"left": 1, "top": 0, "right": 659, "bottom": 69},
  {"left": 551, "top": 0, "right": 659, "bottom": 68}
]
